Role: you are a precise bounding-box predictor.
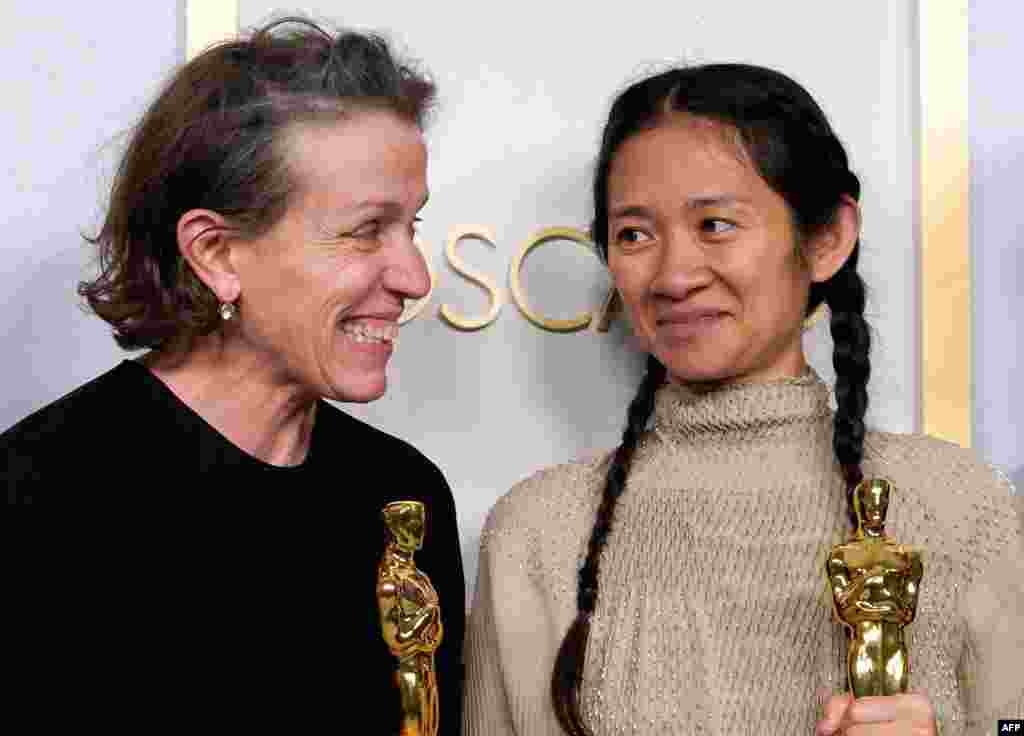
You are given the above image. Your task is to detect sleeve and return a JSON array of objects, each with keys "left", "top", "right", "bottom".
[
  {"left": 463, "top": 502, "right": 566, "bottom": 736},
  {"left": 958, "top": 477, "right": 1024, "bottom": 734},
  {"left": 1, "top": 420, "right": 43, "bottom": 504},
  {"left": 463, "top": 528, "right": 517, "bottom": 735}
]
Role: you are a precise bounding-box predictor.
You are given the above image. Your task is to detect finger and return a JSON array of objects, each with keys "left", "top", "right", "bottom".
[
  {"left": 905, "top": 691, "right": 938, "bottom": 722},
  {"left": 841, "top": 695, "right": 904, "bottom": 724},
  {"left": 839, "top": 694, "right": 935, "bottom": 728},
  {"left": 816, "top": 693, "right": 854, "bottom": 736},
  {"left": 844, "top": 723, "right": 904, "bottom": 736}
]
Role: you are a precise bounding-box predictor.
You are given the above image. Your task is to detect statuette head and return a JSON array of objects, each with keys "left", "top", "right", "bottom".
[
  {"left": 382, "top": 500, "right": 426, "bottom": 553},
  {"left": 852, "top": 478, "right": 891, "bottom": 535}
]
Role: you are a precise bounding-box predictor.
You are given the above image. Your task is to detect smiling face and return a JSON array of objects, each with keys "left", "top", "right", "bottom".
[
  {"left": 606, "top": 116, "right": 813, "bottom": 386},
  {"left": 228, "top": 111, "right": 430, "bottom": 403}
]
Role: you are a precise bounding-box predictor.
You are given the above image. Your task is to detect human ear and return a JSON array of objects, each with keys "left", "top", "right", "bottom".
[
  {"left": 807, "top": 194, "right": 860, "bottom": 283},
  {"left": 176, "top": 209, "right": 240, "bottom": 303}
]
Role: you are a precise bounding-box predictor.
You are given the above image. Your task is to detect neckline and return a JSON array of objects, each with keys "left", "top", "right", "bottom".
[
  {"left": 121, "top": 359, "right": 318, "bottom": 472},
  {"left": 652, "top": 369, "right": 832, "bottom": 442}
]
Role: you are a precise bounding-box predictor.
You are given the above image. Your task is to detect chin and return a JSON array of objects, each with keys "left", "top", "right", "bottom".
[
  {"left": 659, "top": 354, "right": 738, "bottom": 386},
  {"left": 654, "top": 337, "right": 768, "bottom": 386},
  {"left": 326, "top": 373, "right": 388, "bottom": 404}
]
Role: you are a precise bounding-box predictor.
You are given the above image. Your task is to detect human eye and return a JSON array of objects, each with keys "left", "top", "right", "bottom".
[
  {"left": 409, "top": 216, "right": 423, "bottom": 239},
  {"left": 347, "top": 219, "right": 381, "bottom": 240},
  {"left": 613, "top": 227, "right": 653, "bottom": 248},
  {"left": 699, "top": 218, "right": 737, "bottom": 238}
]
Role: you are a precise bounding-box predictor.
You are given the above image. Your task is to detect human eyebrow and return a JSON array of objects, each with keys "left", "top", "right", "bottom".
[
  {"left": 608, "top": 204, "right": 655, "bottom": 220},
  {"left": 349, "top": 201, "right": 402, "bottom": 217},
  {"left": 686, "top": 195, "right": 753, "bottom": 210},
  {"left": 345, "top": 192, "right": 430, "bottom": 218}
]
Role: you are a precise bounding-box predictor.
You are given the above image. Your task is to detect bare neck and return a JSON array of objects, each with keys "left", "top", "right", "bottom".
[{"left": 140, "top": 338, "right": 318, "bottom": 467}]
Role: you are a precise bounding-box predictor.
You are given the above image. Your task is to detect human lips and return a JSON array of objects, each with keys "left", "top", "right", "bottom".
[
  {"left": 338, "top": 315, "right": 401, "bottom": 346},
  {"left": 340, "top": 322, "right": 397, "bottom": 344},
  {"left": 655, "top": 308, "right": 729, "bottom": 339}
]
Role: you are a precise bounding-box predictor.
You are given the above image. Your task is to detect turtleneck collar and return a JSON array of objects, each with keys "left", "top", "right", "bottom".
[{"left": 651, "top": 368, "right": 832, "bottom": 442}]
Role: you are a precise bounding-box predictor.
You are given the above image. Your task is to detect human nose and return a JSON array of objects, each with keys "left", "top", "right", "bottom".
[
  {"left": 649, "top": 229, "right": 714, "bottom": 299},
  {"left": 385, "top": 233, "right": 431, "bottom": 301}
]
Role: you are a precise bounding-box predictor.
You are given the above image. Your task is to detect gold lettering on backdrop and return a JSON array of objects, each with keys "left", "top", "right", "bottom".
[
  {"left": 397, "top": 223, "right": 624, "bottom": 332},
  {"left": 802, "top": 303, "right": 828, "bottom": 331},
  {"left": 398, "top": 235, "right": 437, "bottom": 326},
  {"left": 439, "top": 225, "right": 505, "bottom": 331},
  {"left": 592, "top": 287, "right": 622, "bottom": 333},
  {"left": 510, "top": 227, "right": 598, "bottom": 333}
]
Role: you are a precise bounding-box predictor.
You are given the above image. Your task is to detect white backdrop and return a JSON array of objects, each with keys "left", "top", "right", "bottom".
[
  {"left": 2, "top": 2, "right": 926, "bottom": 604},
  {"left": 0, "top": 1, "right": 182, "bottom": 433},
  {"left": 970, "top": 1, "right": 1024, "bottom": 492}
]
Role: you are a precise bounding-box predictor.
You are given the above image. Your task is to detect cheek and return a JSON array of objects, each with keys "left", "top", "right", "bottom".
[
  {"left": 771, "top": 257, "right": 812, "bottom": 318},
  {"left": 317, "top": 260, "right": 385, "bottom": 322},
  {"left": 609, "top": 258, "right": 650, "bottom": 303},
  {"left": 734, "top": 250, "right": 807, "bottom": 317}
]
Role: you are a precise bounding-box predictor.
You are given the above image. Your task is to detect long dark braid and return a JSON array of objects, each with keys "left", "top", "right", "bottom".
[
  {"left": 820, "top": 253, "right": 871, "bottom": 526},
  {"left": 552, "top": 64, "right": 872, "bottom": 734},
  {"left": 552, "top": 353, "right": 666, "bottom": 736}
]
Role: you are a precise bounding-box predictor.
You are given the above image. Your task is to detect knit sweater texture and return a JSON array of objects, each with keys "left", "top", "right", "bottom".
[{"left": 464, "top": 371, "right": 1023, "bottom": 735}]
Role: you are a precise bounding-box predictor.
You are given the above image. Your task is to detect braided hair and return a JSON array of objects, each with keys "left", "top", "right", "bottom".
[{"left": 552, "top": 64, "right": 871, "bottom": 735}]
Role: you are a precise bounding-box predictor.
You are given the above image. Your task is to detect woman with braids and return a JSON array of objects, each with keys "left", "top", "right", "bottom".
[
  {"left": 464, "top": 64, "right": 1022, "bottom": 735},
  {"left": 3, "top": 18, "right": 464, "bottom": 730}
]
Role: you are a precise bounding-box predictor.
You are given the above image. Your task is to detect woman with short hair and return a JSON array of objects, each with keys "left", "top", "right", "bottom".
[{"left": 4, "top": 18, "right": 464, "bottom": 731}]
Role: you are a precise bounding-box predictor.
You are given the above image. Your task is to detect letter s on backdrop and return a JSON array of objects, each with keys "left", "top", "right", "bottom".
[{"left": 439, "top": 225, "right": 505, "bottom": 331}]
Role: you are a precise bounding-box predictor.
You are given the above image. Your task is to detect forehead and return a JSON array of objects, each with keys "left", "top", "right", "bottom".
[
  {"left": 608, "top": 116, "right": 766, "bottom": 205},
  {"left": 283, "top": 112, "right": 427, "bottom": 206}
]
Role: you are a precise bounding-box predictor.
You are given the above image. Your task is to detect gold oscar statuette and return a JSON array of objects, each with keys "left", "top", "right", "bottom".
[
  {"left": 826, "top": 479, "right": 924, "bottom": 696},
  {"left": 377, "top": 501, "right": 443, "bottom": 736}
]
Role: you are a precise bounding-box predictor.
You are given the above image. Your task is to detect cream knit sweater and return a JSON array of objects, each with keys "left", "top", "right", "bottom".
[{"left": 464, "top": 372, "right": 1023, "bottom": 735}]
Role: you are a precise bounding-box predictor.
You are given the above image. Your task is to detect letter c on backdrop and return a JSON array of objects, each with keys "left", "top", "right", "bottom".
[{"left": 510, "top": 227, "right": 597, "bottom": 333}]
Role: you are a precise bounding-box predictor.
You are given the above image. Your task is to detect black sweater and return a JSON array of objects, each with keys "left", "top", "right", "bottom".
[{"left": 3, "top": 361, "right": 466, "bottom": 733}]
